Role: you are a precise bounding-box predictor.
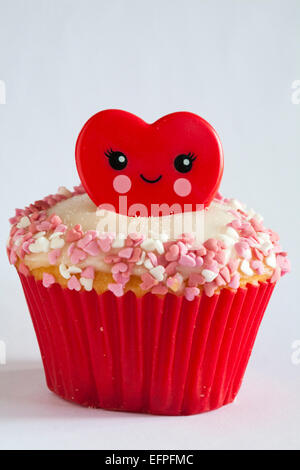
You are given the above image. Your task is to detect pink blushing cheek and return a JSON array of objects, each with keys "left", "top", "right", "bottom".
[
  {"left": 113, "top": 175, "right": 132, "bottom": 194},
  {"left": 173, "top": 178, "right": 192, "bottom": 197}
]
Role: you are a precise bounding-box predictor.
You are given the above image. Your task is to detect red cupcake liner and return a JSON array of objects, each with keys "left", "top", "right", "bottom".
[{"left": 18, "top": 272, "right": 275, "bottom": 415}]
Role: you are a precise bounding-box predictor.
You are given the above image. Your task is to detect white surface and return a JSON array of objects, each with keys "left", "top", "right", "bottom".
[
  {"left": 0, "top": 0, "right": 300, "bottom": 450},
  {"left": 0, "top": 360, "right": 299, "bottom": 450}
]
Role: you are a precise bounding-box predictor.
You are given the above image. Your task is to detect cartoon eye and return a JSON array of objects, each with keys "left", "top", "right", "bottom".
[
  {"left": 105, "top": 149, "right": 128, "bottom": 170},
  {"left": 174, "top": 153, "right": 196, "bottom": 173}
]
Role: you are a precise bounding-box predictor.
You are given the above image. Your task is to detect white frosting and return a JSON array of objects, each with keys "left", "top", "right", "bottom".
[
  {"left": 23, "top": 193, "right": 237, "bottom": 275},
  {"left": 8, "top": 187, "right": 289, "bottom": 297},
  {"left": 48, "top": 193, "right": 234, "bottom": 243}
]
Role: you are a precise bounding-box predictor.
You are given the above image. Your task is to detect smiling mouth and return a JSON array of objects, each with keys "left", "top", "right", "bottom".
[{"left": 140, "top": 174, "right": 162, "bottom": 184}]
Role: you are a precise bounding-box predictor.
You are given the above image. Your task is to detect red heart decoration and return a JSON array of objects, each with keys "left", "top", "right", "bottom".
[{"left": 76, "top": 110, "right": 223, "bottom": 214}]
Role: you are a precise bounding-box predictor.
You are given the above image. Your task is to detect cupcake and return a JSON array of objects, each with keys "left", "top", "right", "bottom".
[{"left": 7, "top": 110, "right": 290, "bottom": 415}]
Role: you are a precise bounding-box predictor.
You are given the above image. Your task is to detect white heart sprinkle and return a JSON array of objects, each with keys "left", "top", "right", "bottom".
[
  {"left": 266, "top": 253, "right": 276, "bottom": 268},
  {"left": 150, "top": 265, "right": 165, "bottom": 282},
  {"left": 141, "top": 239, "right": 156, "bottom": 251},
  {"left": 225, "top": 226, "right": 240, "bottom": 240},
  {"left": 202, "top": 269, "right": 218, "bottom": 283},
  {"left": 59, "top": 263, "right": 71, "bottom": 279},
  {"left": 49, "top": 231, "right": 64, "bottom": 240},
  {"left": 136, "top": 251, "right": 146, "bottom": 266},
  {"left": 29, "top": 237, "right": 50, "bottom": 253},
  {"left": 33, "top": 231, "right": 46, "bottom": 239},
  {"left": 230, "top": 199, "right": 245, "bottom": 211},
  {"left": 80, "top": 277, "right": 93, "bottom": 291},
  {"left": 50, "top": 236, "right": 65, "bottom": 249},
  {"left": 260, "top": 241, "right": 273, "bottom": 255},
  {"left": 57, "top": 186, "right": 72, "bottom": 197},
  {"left": 68, "top": 265, "right": 82, "bottom": 274},
  {"left": 240, "top": 259, "right": 254, "bottom": 276},
  {"left": 17, "top": 216, "right": 30, "bottom": 229},
  {"left": 14, "top": 237, "right": 23, "bottom": 247},
  {"left": 154, "top": 239, "right": 165, "bottom": 254},
  {"left": 144, "top": 258, "right": 154, "bottom": 270},
  {"left": 218, "top": 234, "right": 236, "bottom": 247},
  {"left": 112, "top": 238, "right": 125, "bottom": 248}
]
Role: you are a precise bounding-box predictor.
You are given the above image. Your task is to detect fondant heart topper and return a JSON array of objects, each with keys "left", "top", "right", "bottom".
[{"left": 76, "top": 110, "right": 223, "bottom": 214}]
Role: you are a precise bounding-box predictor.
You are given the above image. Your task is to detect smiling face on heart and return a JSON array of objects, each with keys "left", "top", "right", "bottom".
[{"left": 76, "top": 110, "right": 224, "bottom": 213}]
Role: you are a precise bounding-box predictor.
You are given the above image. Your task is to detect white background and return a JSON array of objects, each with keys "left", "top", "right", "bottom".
[{"left": 0, "top": 0, "right": 299, "bottom": 450}]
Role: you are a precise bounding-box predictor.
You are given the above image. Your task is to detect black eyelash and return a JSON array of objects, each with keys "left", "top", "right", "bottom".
[
  {"left": 104, "top": 148, "right": 114, "bottom": 158},
  {"left": 186, "top": 152, "right": 197, "bottom": 161}
]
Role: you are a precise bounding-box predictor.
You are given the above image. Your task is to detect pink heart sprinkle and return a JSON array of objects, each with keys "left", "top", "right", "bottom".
[
  {"left": 196, "top": 256, "right": 204, "bottom": 267},
  {"left": 228, "top": 273, "right": 240, "bottom": 289},
  {"left": 204, "top": 238, "right": 219, "bottom": 252},
  {"left": 250, "top": 260, "right": 264, "bottom": 274},
  {"left": 166, "top": 273, "right": 183, "bottom": 291},
  {"left": 84, "top": 240, "right": 100, "bottom": 256},
  {"left": 187, "top": 272, "right": 205, "bottom": 287},
  {"left": 112, "top": 271, "right": 130, "bottom": 285},
  {"left": 108, "top": 283, "right": 124, "bottom": 297},
  {"left": 179, "top": 254, "right": 196, "bottom": 267},
  {"left": 203, "top": 282, "right": 217, "bottom": 297},
  {"left": 177, "top": 241, "right": 188, "bottom": 255},
  {"left": 269, "top": 230, "right": 280, "bottom": 242},
  {"left": 180, "top": 233, "right": 195, "bottom": 245},
  {"left": 67, "top": 275, "right": 81, "bottom": 291},
  {"left": 66, "top": 227, "right": 82, "bottom": 242},
  {"left": 81, "top": 266, "right": 95, "bottom": 279},
  {"left": 165, "top": 261, "right": 177, "bottom": 276},
  {"left": 48, "top": 248, "right": 61, "bottom": 265},
  {"left": 229, "top": 219, "right": 242, "bottom": 230},
  {"left": 128, "top": 247, "right": 142, "bottom": 263},
  {"left": 227, "top": 259, "right": 239, "bottom": 274},
  {"left": 43, "top": 273, "right": 55, "bottom": 288},
  {"left": 196, "top": 246, "right": 207, "bottom": 257},
  {"left": 55, "top": 224, "right": 67, "bottom": 233},
  {"left": 28, "top": 223, "right": 38, "bottom": 234},
  {"left": 184, "top": 287, "right": 200, "bottom": 301},
  {"left": 271, "top": 266, "right": 281, "bottom": 283},
  {"left": 203, "top": 259, "right": 219, "bottom": 272},
  {"left": 253, "top": 248, "right": 263, "bottom": 261},
  {"left": 36, "top": 221, "right": 52, "bottom": 232},
  {"left": 70, "top": 247, "right": 87, "bottom": 264},
  {"left": 98, "top": 237, "right": 112, "bottom": 253},
  {"left": 215, "top": 250, "right": 226, "bottom": 265},
  {"left": 215, "top": 274, "right": 226, "bottom": 287},
  {"left": 249, "top": 218, "right": 264, "bottom": 232},
  {"left": 234, "top": 241, "right": 250, "bottom": 258},
  {"left": 140, "top": 272, "right": 158, "bottom": 290},
  {"left": 165, "top": 244, "right": 180, "bottom": 262},
  {"left": 151, "top": 284, "right": 168, "bottom": 295},
  {"left": 118, "top": 247, "right": 133, "bottom": 259},
  {"left": 276, "top": 254, "right": 290, "bottom": 274},
  {"left": 147, "top": 252, "right": 158, "bottom": 266},
  {"left": 129, "top": 233, "right": 145, "bottom": 246},
  {"left": 112, "top": 262, "right": 128, "bottom": 274},
  {"left": 77, "top": 233, "right": 93, "bottom": 249},
  {"left": 104, "top": 255, "right": 121, "bottom": 264},
  {"left": 220, "top": 266, "right": 231, "bottom": 283},
  {"left": 49, "top": 214, "right": 62, "bottom": 227}
]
